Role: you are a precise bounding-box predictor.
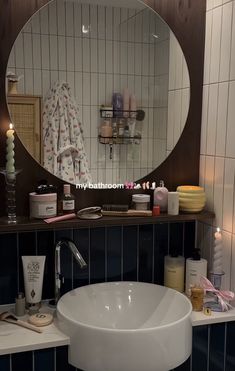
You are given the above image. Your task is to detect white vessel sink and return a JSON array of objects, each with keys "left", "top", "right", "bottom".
[{"left": 57, "top": 281, "right": 192, "bottom": 371}]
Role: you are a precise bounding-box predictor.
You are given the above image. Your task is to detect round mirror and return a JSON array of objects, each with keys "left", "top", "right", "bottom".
[{"left": 6, "top": 0, "right": 190, "bottom": 186}]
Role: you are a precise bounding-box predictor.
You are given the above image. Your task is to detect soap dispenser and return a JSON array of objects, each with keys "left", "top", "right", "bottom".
[
  {"left": 185, "top": 248, "right": 207, "bottom": 296},
  {"left": 153, "top": 180, "right": 168, "bottom": 212}
]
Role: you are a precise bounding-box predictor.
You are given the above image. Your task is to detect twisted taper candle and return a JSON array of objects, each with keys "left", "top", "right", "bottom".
[
  {"left": 6, "top": 123, "right": 15, "bottom": 173},
  {"left": 212, "top": 227, "right": 223, "bottom": 274}
]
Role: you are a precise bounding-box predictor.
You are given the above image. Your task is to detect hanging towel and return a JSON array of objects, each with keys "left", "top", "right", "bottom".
[{"left": 42, "top": 81, "right": 92, "bottom": 184}]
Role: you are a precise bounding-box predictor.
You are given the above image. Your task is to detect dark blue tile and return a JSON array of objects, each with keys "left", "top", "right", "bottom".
[
  {"left": 0, "top": 354, "right": 10, "bottom": 371},
  {"left": 37, "top": 231, "right": 55, "bottom": 299},
  {"left": 56, "top": 346, "right": 74, "bottom": 371},
  {"left": 154, "top": 223, "right": 168, "bottom": 285},
  {"left": 12, "top": 351, "right": 33, "bottom": 371},
  {"left": 90, "top": 227, "right": 105, "bottom": 283},
  {"left": 18, "top": 232, "right": 37, "bottom": 293},
  {"left": 138, "top": 224, "right": 154, "bottom": 283},
  {"left": 226, "top": 321, "right": 235, "bottom": 371},
  {"left": 34, "top": 348, "right": 54, "bottom": 371},
  {"left": 183, "top": 222, "right": 196, "bottom": 258},
  {"left": 73, "top": 228, "right": 89, "bottom": 288},
  {"left": 0, "top": 233, "right": 17, "bottom": 304},
  {"left": 173, "top": 357, "right": 191, "bottom": 370},
  {"left": 55, "top": 230, "right": 73, "bottom": 295},
  {"left": 123, "top": 225, "right": 138, "bottom": 281},
  {"left": 169, "top": 223, "right": 184, "bottom": 256},
  {"left": 107, "top": 226, "right": 122, "bottom": 282},
  {"left": 192, "top": 325, "right": 208, "bottom": 371},
  {"left": 209, "top": 323, "right": 225, "bottom": 371}
]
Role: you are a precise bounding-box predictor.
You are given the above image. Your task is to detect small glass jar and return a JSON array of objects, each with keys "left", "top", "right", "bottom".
[{"left": 132, "top": 194, "right": 150, "bottom": 210}]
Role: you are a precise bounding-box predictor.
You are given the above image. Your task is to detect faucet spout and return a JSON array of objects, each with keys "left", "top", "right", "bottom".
[{"left": 54, "top": 237, "right": 87, "bottom": 305}]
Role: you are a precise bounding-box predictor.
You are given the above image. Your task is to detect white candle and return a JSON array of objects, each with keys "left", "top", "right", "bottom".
[
  {"left": 6, "top": 123, "right": 15, "bottom": 173},
  {"left": 212, "top": 227, "right": 223, "bottom": 274}
]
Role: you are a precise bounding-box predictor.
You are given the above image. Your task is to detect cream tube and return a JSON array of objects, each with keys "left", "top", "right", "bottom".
[{"left": 22, "top": 256, "right": 46, "bottom": 305}]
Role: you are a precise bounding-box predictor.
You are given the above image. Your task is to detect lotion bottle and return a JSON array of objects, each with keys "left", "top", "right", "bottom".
[
  {"left": 164, "top": 254, "right": 185, "bottom": 293},
  {"left": 185, "top": 248, "right": 207, "bottom": 296},
  {"left": 154, "top": 180, "right": 168, "bottom": 212}
]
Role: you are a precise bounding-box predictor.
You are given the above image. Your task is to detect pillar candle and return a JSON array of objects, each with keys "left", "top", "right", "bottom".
[
  {"left": 212, "top": 227, "right": 223, "bottom": 274},
  {"left": 6, "top": 123, "right": 15, "bottom": 173}
]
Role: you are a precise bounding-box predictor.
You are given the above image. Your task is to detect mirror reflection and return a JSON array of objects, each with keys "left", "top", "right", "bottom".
[{"left": 7, "top": 0, "right": 190, "bottom": 185}]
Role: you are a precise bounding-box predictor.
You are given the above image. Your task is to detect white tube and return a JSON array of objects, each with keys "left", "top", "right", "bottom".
[{"left": 22, "top": 256, "right": 46, "bottom": 305}]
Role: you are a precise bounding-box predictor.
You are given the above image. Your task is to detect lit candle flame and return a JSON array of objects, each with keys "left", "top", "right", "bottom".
[
  {"left": 217, "top": 227, "right": 221, "bottom": 233},
  {"left": 9, "top": 123, "right": 14, "bottom": 130}
]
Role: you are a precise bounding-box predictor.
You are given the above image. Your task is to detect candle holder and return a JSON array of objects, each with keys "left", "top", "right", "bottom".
[
  {"left": 0, "top": 169, "right": 22, "bottom": 224},
  {"left": 210, "top": 271, "right": 225, "bottom": 290}
]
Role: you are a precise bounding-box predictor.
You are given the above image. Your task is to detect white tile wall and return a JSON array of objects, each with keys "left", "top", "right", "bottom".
[
  {"left": 199, "top": 0, "right": 235, "bottom": 291},
  {"left": 8, "top": 0, "right": 170, "bottom": 185}
]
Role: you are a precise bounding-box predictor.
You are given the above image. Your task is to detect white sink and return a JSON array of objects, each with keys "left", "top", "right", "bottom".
[{"left": 57, "top": 281, "right": 192, "bottom": 371}]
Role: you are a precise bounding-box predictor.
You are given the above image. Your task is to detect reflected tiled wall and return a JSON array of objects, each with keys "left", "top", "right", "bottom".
[{"left": 199, "top": 0, "right": 235, "bottom": 293}]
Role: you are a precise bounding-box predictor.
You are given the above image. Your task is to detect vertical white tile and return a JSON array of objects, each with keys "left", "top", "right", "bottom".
[
  {"left": 82, "top": 105, "right": 91, "bottom": 138},
  {"left": 173, "top": 90, "right": 182, "bottom": 147},
  {"left": 82, "top": 38, "right": 90, "bottom": 72},
  {"left": 204, "top": 156, "right": 215, "bottom": 211},
  {"left": 90, "top": 5, "right": 98, "bottom": 39},
  {"left": 16, "top": 68, "right": 25, "bottom": 93},
  {"left": 134, "top": 11, "right": 142, "bottom": 43},
  {"left": 49, "top": 35, "right": 58, "bottom": 70},
  {"left": 74, "top": 3, "right": 82, "bottom": 37},
  {"left": 23, "top": 33, "right": 33, "bottom": 69},
  {"left": 207, "top": 0, "right": 214, "bottom": 12},
  {"left": 41, "top": 35, "right": 50, "bottom": 70},
  {"left": 49, "top": 1, "right": 57, "bottom": 35},
  {"left": 214, "top": 0, "right": 223, "bottom": 6},
  {"left": 90, "top": 74, "right": 98, "bottom": 105},
  {"left": 98, "top": 74, "right": 106, "bottom": 105},
  {"left": 74, "top": 38, "right": 82, "bottom": 71},
  {"left": 33, "top": 70, "right": 42, "bottom": 96},
  {"left": 7, "top": 46, "right": 15, "bottom": 69},
  {"left": 231, "top": 234, "right": 235, "bottom": 294},
  {"left": 219, "top": 1, "right": 233, "bottom": 81},
  {"left": 90, "top": 106, "right": 99, "bottom": 137},
  {"left": 199, "top": 155, "right": 206, "bottom": 188},
  {"left": 128, "top": 43, "right": 135, "bottom": 75},
  {"left": 181, "top": 88, "right": 190, "bottom": 131},
  {"left": 128, "top": 13, "right": 135, "bottom": 43},
  {"left": 214, "top": 157, "right": 225, "bottom": 228},
  {"left": 15, "top": 34, "right": 24, "bottom": 69},
  {"left": 31, "top": 12, "right": 40, "bottom": 33},
  {"left": 75, "top": 72, "right": 83, "bottom": 105},
  {"left": 67, "top": 71, "right": 75, "bottom": 96},
  {"left": 168, "top": 33, "right": 176, "bottom": 90},
  {"left": 204, "top": 11, "right": 213, "bottom": 85},
  {"left": 50, "top": 70, "right": 59, "bottom": 87},
  {"left": 142, "top": 9, "right": 150, "bottom": 43},
  {"left": 65, "top": 1, "right": 74, "bottom": 37},
  {"left": 98, "top": 40, "right": 105, "bottom": 73},
  {"left": 98, "top": 6, "right": 105, "bottom": 40},
  {"left": 134, "top": 44, "right": 142, "bottom": 75},
  {"left": 57, "top": 0, "right": 65, "bottom": 36},
  {"left": 210, "top": 6, "right": 222, "bottom": 83},
  {"left": 141, "top": 76, "right": 149, "bottom": 108},
  {"left": 142, "top": 44, "right": 149, "bottom": 76},
  {"left": 90, "top": 39, "right": 98, "bottom": 73},
  {"left": 226, "top": 81, "right": 235, "bottom": 158},
  {"left": 106, "top": 7, "right": 113, "bottom": 40},
  {"left": 206, "top": 83, "right": 218, "bottom": 156},
  {"left": 175, "top": 42, "right": 183, "bottom": 90},
  {"left": 25, "top": 68, "right": 33, "bottom": 94},
  {"left": 66, "top": 37, "right": 74, "bottom": 72},
  {"left": 216, "top": 82, "right": 229, "bottom": 156},
  {"left": 23, "top": 19, "right": 31, "bottom": 33},
  {"left": 223, "top": 158, "right": 235, "bottom": 233},
  {"left": 106, "top": 40, "right": 113, "bottom": 74},
  {"left": 120, "top": 42, "right": 128, "bottom": 75},
  {"left": 40, "top": 5, "right": 49, "bottom": 34},
  {"left": 167, "top": 91, "right": 174, "bottom": 152},
  {"left": 221, "top": 230, "right": 232, "bottom": 290},
  {"left": 113, "top": 8, "right": 121, "bottom": 41},
  {"left": 42, "top": 70, "right": 50, "bottom": 97},
  {"left": 58, "top": 70, "right": 66, "bottom": 84},
  {"left": 32, "top": 34, "right": 41, "bottom": 69},
  {"left": 120, "top": 8, "right": 128, "bottom": 42},
  {"left": 58, "top": 36, "right": 66, "bottom": 71},
  {"left": 201, "top": 85, "right": 209, "bottom": 155},
  {"left": 82, "top": 73, "right": 91, "bottom": 106},
  {"left": 182, "top": 58, "right": 190, "bottom": 88},
  {"left": 230, "top": 2, "right": 235, "bottom": 79},
  {"left": 105, "top": 74, "right": 113, "bottom": 104}
]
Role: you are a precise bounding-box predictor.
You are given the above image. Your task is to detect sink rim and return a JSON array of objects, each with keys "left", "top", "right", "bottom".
[{"left": 57, "top": 281, "right": 192, "bottom": 333}]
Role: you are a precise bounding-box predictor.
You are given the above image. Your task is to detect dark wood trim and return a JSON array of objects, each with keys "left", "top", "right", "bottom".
[
  {"left": 0, "top": 0, "right": 206, "bottom": 221},
  {"left": 0, "top": 211, "right": 214, "bottom": 233}
]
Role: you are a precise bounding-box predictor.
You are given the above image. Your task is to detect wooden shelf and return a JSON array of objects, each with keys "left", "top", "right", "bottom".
[{"left": 0, "top": 211, "right": 215, "bottom": 233}]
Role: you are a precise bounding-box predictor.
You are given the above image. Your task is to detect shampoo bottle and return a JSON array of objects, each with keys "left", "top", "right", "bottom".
[
  {"left": 185, "top": 248, "right": 207, "bottom": 296},
  {"left": 154, "top": 180, "right": 168, "bottom": 212},
  {"left": 164, "top": 254, "right": 185, "bottom": 293}
]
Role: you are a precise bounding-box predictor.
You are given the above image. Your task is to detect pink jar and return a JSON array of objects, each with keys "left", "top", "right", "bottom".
[{"left": 29, "top": 192, "right": 57, "bottom": 219}]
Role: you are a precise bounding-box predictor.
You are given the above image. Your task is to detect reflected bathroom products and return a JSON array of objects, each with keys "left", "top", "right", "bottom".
[
  {"left": 132, "top": 194, "right": 150, "bottom": 210},
  {"left": 0, "top": 311, "right": 42, "bottom": 333},
  {"left": 164, "top": 255, "right": 185, "bottom": 292},
  {"left": 153, "top": 180, "right": 168, "bottom": 212},
  {"left": 112, "top": 93, "right": 123, "bottom": 117},
  {"left": 123, "top": 125, "right": 130, "bottom": 144},
  {"left": 185, "top": 249, "right": 207, "bottom": 296},
  {"left": 29, "top": 192, "right": 57, "bottom": 219},
  {"left": 59, "top": 184, "right": 75, "bottom": 215},
  {"left": 123, "top": 88, "right": 130, "bottom": 117},
  {"left": 102, "top": 204, "right": 129, "bottom": 212},
  {"left": 130, "top": 94, "right": 137, "bottom": 118},
  {"left": 15, "top": 292, "right": 26, "bottom": 317},
  {"left": 168, "top": 191, "right": 179, "bottom": 215},
  {"left": 117, "top": 119, "right": 125, "bottom": 137},
  {"left": 100, "top": 120, "right": 112, "bottom": 144},
  {"left": 22, "top": 256, "right": 46, "bottom": 310},
  {"left": 100, "top": 105, "right": 113, "bottom": 118}
]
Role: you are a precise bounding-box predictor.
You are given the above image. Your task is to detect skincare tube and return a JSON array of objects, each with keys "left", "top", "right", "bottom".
[{"left": 22, "top": 256, "right": 46, "bottom": 306}]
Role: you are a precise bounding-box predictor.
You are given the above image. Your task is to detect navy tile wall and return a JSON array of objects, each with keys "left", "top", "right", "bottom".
[{"left": 1, "top": 220, "right": 234, "bottom": 371}]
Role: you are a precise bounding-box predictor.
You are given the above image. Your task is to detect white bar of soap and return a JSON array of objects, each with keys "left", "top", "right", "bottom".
[{"left": 28, "top": 313, "right": 53, "bottom": 326}]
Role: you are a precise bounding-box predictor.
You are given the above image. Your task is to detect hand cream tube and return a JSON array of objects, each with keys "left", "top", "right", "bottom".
[{"left": 22, "top": 256, "right": 46, "bottom": 305}]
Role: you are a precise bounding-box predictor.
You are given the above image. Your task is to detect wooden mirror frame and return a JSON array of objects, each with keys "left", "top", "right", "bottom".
[{"left": 0, "top": 0, "right": 206, "bottom": 216}]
